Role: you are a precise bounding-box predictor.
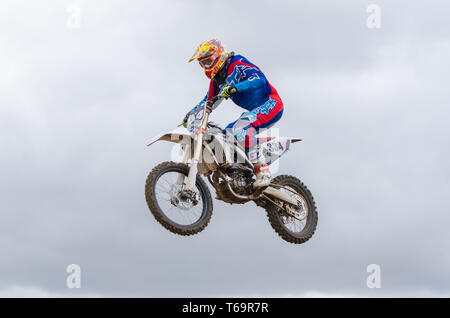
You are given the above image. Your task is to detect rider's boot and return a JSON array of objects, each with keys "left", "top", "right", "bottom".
[
  {"left": 247, "top": 149, "right": 271, "bottom": 189},
  {"left": 253, "top": 163, "right": 271, "bottom": 188}
]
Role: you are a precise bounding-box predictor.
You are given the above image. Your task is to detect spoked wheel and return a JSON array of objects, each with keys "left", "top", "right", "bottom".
[
  {"left": 145, "top": 161, "right": 213, "bottom": 236},
  {"left": 265, "top": 175, "right": 318, "bottom": 244}
]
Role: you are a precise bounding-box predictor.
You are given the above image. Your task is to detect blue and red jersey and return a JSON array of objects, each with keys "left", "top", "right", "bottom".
[
  {"left": 195, "top": 54, "right": 284, "bottom": 154},
  {"left": 199, "top": 54, "right": 282, "bottom": 111}
]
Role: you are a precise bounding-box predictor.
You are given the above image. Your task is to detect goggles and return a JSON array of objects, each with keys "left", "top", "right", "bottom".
[{"left": 198, "top": 56, "right": 215, "bottom": 68}]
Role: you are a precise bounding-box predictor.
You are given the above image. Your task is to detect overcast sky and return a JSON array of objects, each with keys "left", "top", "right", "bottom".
[{"left": 0, "top": 0, "right": 449, "bottom": 297}]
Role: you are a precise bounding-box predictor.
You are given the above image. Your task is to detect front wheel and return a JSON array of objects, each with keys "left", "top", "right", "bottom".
[
  {"left": 145, "top": 161, "right": 213, "bottom": 236},
  {"left": 265, "top": 175, "right": 318, "bottom": 244}
]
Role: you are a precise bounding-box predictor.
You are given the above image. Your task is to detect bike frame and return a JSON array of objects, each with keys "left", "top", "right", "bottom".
[{"left": 147, "top": 96, "right": 303, "bottom": 208}]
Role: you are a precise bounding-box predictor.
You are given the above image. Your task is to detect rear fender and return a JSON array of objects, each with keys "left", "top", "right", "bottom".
[{"left": 261, "top": 137, "right": 302, "bottom": 165}]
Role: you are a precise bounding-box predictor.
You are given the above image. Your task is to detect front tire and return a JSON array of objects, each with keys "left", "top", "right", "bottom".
[
  {"left": 145, "top": 161, "right": 213, "bottom": 236},
  {"left": 265, "top": 175, "right": 318, "bottom": 244}
]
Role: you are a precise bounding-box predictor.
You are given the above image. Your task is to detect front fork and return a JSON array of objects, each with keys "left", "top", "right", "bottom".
[
  {"left": 172, "top": 142, "right": 191, "bottom": 193},
  {"left": 176, "top": 111, "right": 210, "bottom": 192}
]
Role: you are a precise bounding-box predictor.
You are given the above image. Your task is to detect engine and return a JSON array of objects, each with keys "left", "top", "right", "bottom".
[
  {"left": 209, "top": 164, "right": 255, "bottom": 204},
  {"left": 224, "top": 165, "right": 254, "bottom": 195}
]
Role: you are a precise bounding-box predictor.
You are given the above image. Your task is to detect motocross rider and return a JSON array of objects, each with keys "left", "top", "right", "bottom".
[{"left": 183, "top": 39, "right": 284, "bottom": 188}]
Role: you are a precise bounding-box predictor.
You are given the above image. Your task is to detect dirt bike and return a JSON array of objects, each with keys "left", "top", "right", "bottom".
[{"left": 145, "top": 92, "right": 318, "bottom": 244}]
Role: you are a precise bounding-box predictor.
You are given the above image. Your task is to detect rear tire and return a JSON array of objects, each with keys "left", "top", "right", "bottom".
[
  {"left": 145, "top": 161, "right": 213, "bottom": 236},
  {"left": 265, "top": 175, "right": 318, "bottom": 244}
]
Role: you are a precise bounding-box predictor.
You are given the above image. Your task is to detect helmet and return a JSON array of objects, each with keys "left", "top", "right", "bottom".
[{"left": 188, "top": 39, "right": 228, "bottom": 79}]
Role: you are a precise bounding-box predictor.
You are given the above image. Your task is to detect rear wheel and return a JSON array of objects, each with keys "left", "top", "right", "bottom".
[
  {"left": 265, "top": 175, "right": 318, "bottom": 244},
  {"left": 145, "top": 161, "right": 213, "bottom": 236}
]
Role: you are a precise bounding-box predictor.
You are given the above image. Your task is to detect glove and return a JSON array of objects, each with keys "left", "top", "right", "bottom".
[
  {"left": 220, "top": 86, "right": 237, "bottom": 99},
  {"left": 182, "top": 111, "right": 190, "bottom": 128},
  {"left": 181, "top": 104, "right": 199, "bottom": 127}
]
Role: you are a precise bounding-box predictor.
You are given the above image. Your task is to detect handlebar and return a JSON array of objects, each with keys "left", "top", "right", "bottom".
[
  {"left": 207, "top": 87, "right": 236, "bottom": 111},
  {"left": 207, "top": 95, "right": 223, "bottom": 106},
  {"left": 182, "top": 87, "right": 236, "bottom": 129}
]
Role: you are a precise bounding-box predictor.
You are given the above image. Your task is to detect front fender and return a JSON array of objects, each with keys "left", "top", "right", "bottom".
[{"left": 147, "top": 126, "right": 193, "bottom": 147}]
